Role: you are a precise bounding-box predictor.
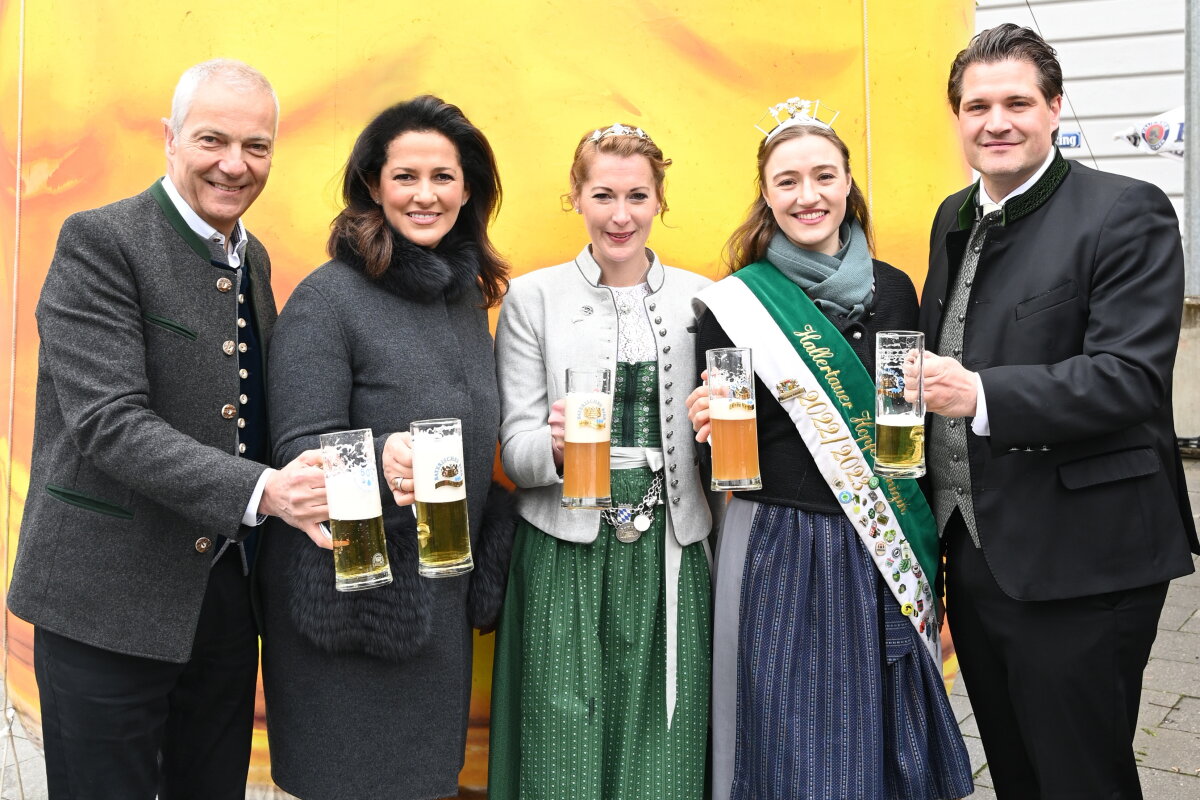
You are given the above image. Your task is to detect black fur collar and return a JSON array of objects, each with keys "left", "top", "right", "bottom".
[{"left": 336, "top": 227, "right": 481, "bottom": 304}]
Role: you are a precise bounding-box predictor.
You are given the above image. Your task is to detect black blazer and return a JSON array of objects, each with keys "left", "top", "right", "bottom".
[{"left": 920, "top": 153, "right": 1198, "bottom": 601}]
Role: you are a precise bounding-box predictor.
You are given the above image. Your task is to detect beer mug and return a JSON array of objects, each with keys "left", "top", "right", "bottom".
[
  {"left": 411, "top": 418, "right": 474, "bottom": 578},
  {"left": 320, "top": 428, "right": 393, "bottom": 592},
  {"left": 874, "top": 331, "right": 926, "bottom": 478},
  {"left": 706, "top": 347, "right": 762, "bottom": 491},
  {"left": 561, "top": 367, "right": 613, "bottom": 509}
]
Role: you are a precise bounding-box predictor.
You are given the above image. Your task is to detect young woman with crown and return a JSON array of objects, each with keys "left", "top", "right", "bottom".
[
  {"left": 488, "top": 124, "right": 720, "bottom": 799},
  {"left": 686, "top": 100, "right": 974, "bottom": 800}
]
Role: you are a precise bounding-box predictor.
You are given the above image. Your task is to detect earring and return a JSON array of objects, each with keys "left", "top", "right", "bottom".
[{"left": 574, "top": 207, "right": 582, "bottom": 214}]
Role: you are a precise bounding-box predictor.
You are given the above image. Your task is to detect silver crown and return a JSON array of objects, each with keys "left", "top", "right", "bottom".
[
  {"left": 588, "top": 123, "right": 650, "bottom": 143},
  {"left": 755, "top": 97, "right": 839, "bottom": 142}
]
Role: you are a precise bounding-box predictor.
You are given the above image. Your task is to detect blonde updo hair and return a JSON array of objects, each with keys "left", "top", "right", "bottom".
[{"left": 565, "top": 125, "right": 672, "bottom": 216}]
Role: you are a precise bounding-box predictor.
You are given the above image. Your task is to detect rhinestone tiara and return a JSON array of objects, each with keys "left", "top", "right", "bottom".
[
  {"left": 755, "top": 97, "right": 839, "bottom": 142},
  {"left": 588, "top": 123, "right": 651, "bottom": 143}
]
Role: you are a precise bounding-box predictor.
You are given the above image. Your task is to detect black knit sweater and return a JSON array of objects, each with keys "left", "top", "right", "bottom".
[{"left": 696, "top": 259, "right": 919, "bottom": 514}]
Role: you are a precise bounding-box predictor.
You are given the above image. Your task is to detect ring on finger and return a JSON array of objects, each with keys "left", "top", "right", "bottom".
[{"left": 393, "top": 477, "right": 403, "bottom": 490}]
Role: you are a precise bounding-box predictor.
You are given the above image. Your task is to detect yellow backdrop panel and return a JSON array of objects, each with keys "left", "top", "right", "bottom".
[{"left": 1, "top": 0, "right": 972, "bottom": 794}]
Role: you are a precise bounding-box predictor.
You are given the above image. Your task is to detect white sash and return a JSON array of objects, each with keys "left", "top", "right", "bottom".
[{"left": 696, "top": 279, "right": 941, "bottom": 665}]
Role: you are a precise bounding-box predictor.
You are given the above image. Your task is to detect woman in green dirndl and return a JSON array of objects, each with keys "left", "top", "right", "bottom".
[{"left": 488, "top": 124, "right": 719, "bottom": 799}]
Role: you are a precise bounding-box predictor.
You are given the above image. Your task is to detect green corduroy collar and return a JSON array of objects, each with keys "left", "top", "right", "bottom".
[{"left": 955, "top": 148, "right": 1071, "bottom": 230}]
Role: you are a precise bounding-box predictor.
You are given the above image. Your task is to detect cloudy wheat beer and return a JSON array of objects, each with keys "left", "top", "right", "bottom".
[
  {"left": 562, "top": 367, "right": 613, "bottom": 509},
  {"left": 320, "top": 428, "right": 393, "bottom": 592},
  {"left": 412, "top": 418, "right": 473, "bottom": 577},
  {"left": 706, "top": 348, "right": 762, "bottom": 491},
  {"left": 874, "top": 331, "right": 926, "bottom": 479}
]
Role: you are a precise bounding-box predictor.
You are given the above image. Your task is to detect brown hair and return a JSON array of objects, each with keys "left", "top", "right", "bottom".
[
  {"left": 327, "top": 95, "right": 509, "bottom": 308},
  {"left": 722, "top": 124, "right": 873, "bottom": 272},
  {"left": 947, "top": 24, "right": 1063, "bottom": 112},
  {"left": 565, "top": 125, "right": 672, "bottom": 216}
]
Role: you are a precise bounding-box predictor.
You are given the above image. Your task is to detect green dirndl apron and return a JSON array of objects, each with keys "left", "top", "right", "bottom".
[{"left": 488, "top": 361, "right": 711, "bottom": 800}]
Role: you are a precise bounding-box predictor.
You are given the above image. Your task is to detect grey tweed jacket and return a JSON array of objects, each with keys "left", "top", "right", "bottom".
[{"left": 7, "top": 181, "right": 274, "bottom": 663}]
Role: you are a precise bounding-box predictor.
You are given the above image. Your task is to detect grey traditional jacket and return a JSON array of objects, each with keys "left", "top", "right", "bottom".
[
  {"left": 496, "top": 246, "right": 716, "bottom": 544},
  {"left": 8, "top": 183, "right": 274, "bottom": 663}
]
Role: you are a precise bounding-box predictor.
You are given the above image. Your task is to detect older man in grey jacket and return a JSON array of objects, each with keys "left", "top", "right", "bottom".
[{"left": 7, "top": 60, "right": 328, "bottom": 800}]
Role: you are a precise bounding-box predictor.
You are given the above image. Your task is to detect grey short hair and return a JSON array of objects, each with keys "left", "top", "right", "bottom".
[{"left": 168, "top": 59, "right": 279, "bottom": 135}]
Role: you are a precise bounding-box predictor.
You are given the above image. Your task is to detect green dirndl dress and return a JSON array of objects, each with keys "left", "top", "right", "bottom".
[{"left": 488, "top": 361, "right": 712, "bottom": 800}]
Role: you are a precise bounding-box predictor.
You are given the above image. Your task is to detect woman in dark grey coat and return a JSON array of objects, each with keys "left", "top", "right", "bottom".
[{"left": 259, "top": 96, "right": 513, "bottom": 800}]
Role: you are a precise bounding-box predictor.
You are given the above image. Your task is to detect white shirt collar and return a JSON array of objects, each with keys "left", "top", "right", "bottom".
[
  {"left": 978, "top": 146, "right": 1057, "bottom": 211},
  {"left": 161, "top": 175, "right": 246, "bottom": 264}
]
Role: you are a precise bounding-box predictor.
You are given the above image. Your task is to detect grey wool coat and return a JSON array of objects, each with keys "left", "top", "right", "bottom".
[
  {"left": 259, "top": 231, "right": 505, "bottom": 800},
  {"left": 8, "top": 181, "right": 274, "bottom": 662}
]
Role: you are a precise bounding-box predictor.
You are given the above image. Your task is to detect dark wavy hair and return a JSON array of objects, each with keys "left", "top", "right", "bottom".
[
  {"left": 722, "top": 124, "right": 873, "bottom": 272},
  {"left": 947, "top": 24, "right": 1063, "bottom": 112},
  {"left": 327, "top": 95, "right": 509, "bottom": 308}
]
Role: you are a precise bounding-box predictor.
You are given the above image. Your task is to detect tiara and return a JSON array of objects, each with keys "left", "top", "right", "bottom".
[
  {"left": 588, "top": 123, "right": 651, "bottom": 143},
  {"left": 755, "top": 98, "right": 839, "bottom": 142}
]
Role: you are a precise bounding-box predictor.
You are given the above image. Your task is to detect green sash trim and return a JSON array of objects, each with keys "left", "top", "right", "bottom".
[
  {"left": 148, "top": 179, "right": 217, "bottom": 263},
  {"left": 734, "top": 260, "right": 939, "bottom": 582}
]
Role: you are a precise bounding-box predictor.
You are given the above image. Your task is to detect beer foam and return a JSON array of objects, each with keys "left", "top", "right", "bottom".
[
  {"left": 565, "top": 391, "right": 613, "bottom": 444},
  {"left": 709, "top": 397, "right": 756, "bottom": 420},
  {"left": 326, "top": 472, "right": 383, "bottom": 521},
  {"left": 876, "top": 413, "right": 923, "bottom": 425},
  {"left": 413, "top": 436, "right": 468, "bottom": 502}
]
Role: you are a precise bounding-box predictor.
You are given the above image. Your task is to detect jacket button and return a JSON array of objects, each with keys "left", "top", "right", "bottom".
[
  {"left": 671, "top": 479, "right": 679, "bottom": 487},
  {"left": 237, "top": 418, "right": 246, "bottom": 429},
  {"left": 665, "top": 414, "right": 674, "bottom": 422},
  {"left": 1040, "top": 445, "right": 1050, "bottom": 451},
  {"left": 239, "top": 443, "right": 247, "bottom": 454},
  {"left": 662, "top": 345, "right": 671, "bottom": 354},
  {"left": 237, "top": 294, "right": 245, "bottom": 303},
  {"left": 654, "top": 316, "right": 662, "bottom": 324},
  {"left": 667, "top": 446, "right": 675, "bottom": 454},
  {"left": 216, "top": 277, "right": 233, "bottom": 292},
  {"left": 221, "top": 404, "right": 237, "bottom": 419},
  {"left": 671, "top": 497, "right": 680, "bottom": 505},
  {"left": 237, "top": 318, "right": 247, "bottom": 328},
  {"left": 648, "top": 303, "right": 656, "bottom": 311},
  {"left": 663, "top": 363, "right": 672, "bottom": 371},
  {"left": 669, "top": 463, "right": 677, "bottom": 472},
  {"left": 222, "top": 340, "right": 236, "bottom": 356},
  {"left": 957, "top": 314, "right": 966, "bottom": 323},
  {"left": 659, "top": 329, "right": 667, "bottom": 337},
  {"left": 239, "top": 394, "right": 249, "bottom": 405},
  {"left": 239, "top": 368, "right": 249, "bottom": 379},
  {"left": 665, "top": 381, "right": 673, "bottom": 389},
  {"left": 666, "top": 431, "right": 674, "bottom": 439},
  {"left": 195, "top": 537, "right": 212, "bottom": 553},
  {"left": 852, "top": 331, "right": 862, "bottom": 340},
  {"left": 665, "top": 397, "right": 673, "bottom": 404},
  {"left": 238, "top": 342, "right": 248, "bottom": 353}
]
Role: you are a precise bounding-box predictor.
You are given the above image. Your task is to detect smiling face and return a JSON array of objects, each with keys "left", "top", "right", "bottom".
[
  {"left": 761, "top": 133, "right": 850, "bottom": 256},
  {"left": 574, "top": 152, "right": 658, "bottom": 284},
  {"left": 163, "top": 78, "right": 277, "bottom": 237},
  {"left": 956, "top": 58, "right": 1061, "bottom": 201},
  {"left": 372, "top": 130, "right": 469, "bottom": 249}
]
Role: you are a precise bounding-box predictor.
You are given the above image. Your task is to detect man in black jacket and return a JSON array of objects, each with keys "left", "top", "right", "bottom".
[{"left": 915, "top": 24, "right": 1199, "bottom": 799}]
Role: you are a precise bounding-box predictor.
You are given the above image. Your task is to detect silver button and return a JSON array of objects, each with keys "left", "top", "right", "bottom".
[
  {"left": 238, "top": 342, "right": 248, "bottom": 353},
  {"left": 965, "top": 280, "right": 973, "bottom": 288},
  {"left": 1040, "top": 445, "right": 1050, "bottom": 452},
  {"left": 665, "top": 414, "right": 674, "bottom": 422},
  {"left": 667, "top": 446, "right": 675, "bottom": 454},
  {"left": 665, "top": 381, "right": 673, "bottom": 389},
  {"left": 237, "top": 294, "right": 245, "bottom": 303},
  {"left": 949, "top": 420, "right": 958, "bottom": 428},
  {"left": 239, "top": 394, "right": 248, "bottom": 404},
  {"left": 216, "top": 277, "right": 233, "bottom": 292},
  {"left": 955, "top": 486, "right": 964, "bottom": 495},
  {"left": 665, "top": 397, "right": 673, "bottom": 405},
  {"left": 951, "top": 454, "right": 960, "bottom": 462},
  {"left": 581, "top": 305, "right": 593, "bottom": 315},
  {"left": 237, "top": 418, "right": 246, "bottom": 429},
  {"left": 671, "top": 497, "right": 680, "bottom": 505},
  {"left": 237, "top": 318, "right": 247, "bottom": 328},
  {"left": 222, "top": 340, "right": 236, "bottom": 356},
  {"left": 663, "top": 364, "right": 671, "bottom": 372},
  {"left": 670, "top": 479, "right": 679, "bottom": 488},
  {"left": 238, "top": 443, "right": 247, "bottom": 454},
  {"left": 659, "top": 329, "right": 667, "bottom": 337},
  {"left": 957, "top": 314, "right": 966, "bottom": 323},
  {"left": 953, "top": 348, "right": 962, "bottom": 356},
  {"left": 648, "top": 303, "right": 656, "bottom": 311},
  {"left": 662, "top": 345, "right": 671, "bottom": 354},
  {"left": 239, "top": 369, "right": 249, "bottom": 379},
  {"left": 666, "top": 431, "right": 674, "bottom": 439},
  {"left": 669, "top": 464, "right": 677, "bottom": 472},
  {"left": 852, "top": 331, "right": 862, "bottom": 340},
  {"left": 654, "top": 316, "right": 662, "bottom": 324}
]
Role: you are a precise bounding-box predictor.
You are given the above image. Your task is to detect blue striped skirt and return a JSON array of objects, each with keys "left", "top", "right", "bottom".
[{"left": 711, "top": 498, "right": 973, "bottom": 800}]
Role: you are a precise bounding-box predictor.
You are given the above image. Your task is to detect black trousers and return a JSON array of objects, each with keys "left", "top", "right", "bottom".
[
  {"left": 945, "top": 513, "right": 1167, "bottom": 800},
  {"left": 34, "top": 552, "right": 258, "bottom": 800}
]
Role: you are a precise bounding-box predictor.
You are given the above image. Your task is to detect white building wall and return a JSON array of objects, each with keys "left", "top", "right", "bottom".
[{"left": 975, "top": 0, "right": 1186, "bottom": 226}]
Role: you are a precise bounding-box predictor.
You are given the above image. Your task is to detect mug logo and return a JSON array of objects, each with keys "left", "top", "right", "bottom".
[{"left": 434, "top": 457, "right": 465, "bottom": 489}]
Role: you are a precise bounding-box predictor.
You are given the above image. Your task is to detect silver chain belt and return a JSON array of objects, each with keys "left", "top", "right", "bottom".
[{"left": 600, "top": 472, "right": 664, "bottom": 543}]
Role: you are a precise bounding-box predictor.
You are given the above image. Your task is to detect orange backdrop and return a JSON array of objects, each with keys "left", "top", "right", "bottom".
[{"left": 1, "top": 1, "right": 973, "bottom": 794}]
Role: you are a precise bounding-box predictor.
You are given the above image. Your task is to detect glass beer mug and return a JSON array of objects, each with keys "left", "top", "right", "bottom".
[
  {"left": 706, "top": 347, "right": 762, "bottom": 491},
  {"left": 411, "top": 418, "right": 474, "bottom": 578},
  {"left": 320, "top": 428, "right": 393, "bottom": 592},
  {"left": 561, "top": 367, "right": 613, "bottom": 509},
  {"left": 874, "top": 331, "right": 926, "bottom": 478}
]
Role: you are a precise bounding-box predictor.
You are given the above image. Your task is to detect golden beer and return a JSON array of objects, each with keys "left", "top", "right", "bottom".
[
  {"left": 416, "top": 496, "right": 473, "bottom": 577},
  {"left": 321, "top": 428, "right": 393, "bottom": 592},
  {"left": 874, "top": 414, "right": 926, "bottom": 478},
  {"left": 411, "top": 418, "right": 474, "bottom": 577},
  {"left": 331, "top": 515, "right": 392, "bottom": 591},
  {"left": 563, "top": 440, "right": 611, "bottom": 504},
  {"left": 709, "top": 398, "right": 762, "bottom": 491},
  {"left": 561, "top": 371, "right": 613, "bottom": 509}
]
